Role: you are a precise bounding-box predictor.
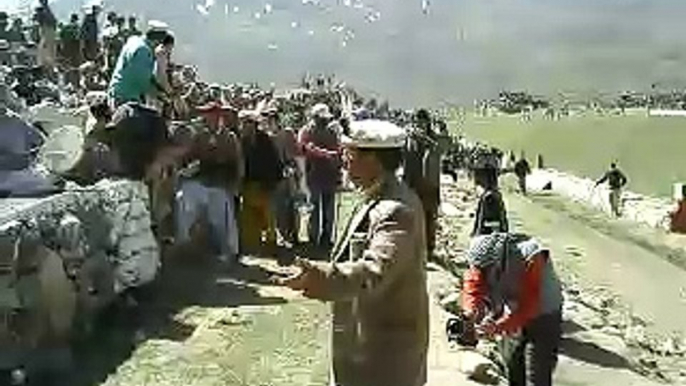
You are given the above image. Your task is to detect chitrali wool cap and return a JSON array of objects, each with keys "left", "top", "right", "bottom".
[
  {"left": 310, "top": 103, "right": 333, "bottom": 118},
  {"left": 147, "top": 20, "right": 169, "bottom": 33},
  {"left": 342, "top": 119, "right": 406, "bottom": 149}
]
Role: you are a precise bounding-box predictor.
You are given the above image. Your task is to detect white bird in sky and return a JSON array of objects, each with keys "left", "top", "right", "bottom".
[
  {"left": 233, "top": 6, "right": 240, "bottom": 13},
  {"left": 291, "top": 21, "right": 299, "bottom": 28},
  {"left": 422, "top": 0, "right": 430, "bottom": 15},
  {"left": 204, "top": 0, "right": 215, "bottom": 9},
  {"left": 264, "top": 3, "right": 273, "bottom": 14},
  {"left": 196, "top": 4, "right": 209, "bottom": 16}
]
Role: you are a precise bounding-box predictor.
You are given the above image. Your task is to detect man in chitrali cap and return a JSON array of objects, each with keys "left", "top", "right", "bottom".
[
  {"left": 457, "top": 232, "right": 563, "bottom": 386},
  {"left": 107, "top": 20, "right": 174, "bottom": 109},
  {"left": 278, "top": 120, "right": 429, "bottom": 386}
]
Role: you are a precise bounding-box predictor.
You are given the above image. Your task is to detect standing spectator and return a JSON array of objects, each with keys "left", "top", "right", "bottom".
[
  {"left": 472, "top": 166, "right": 509, "bottom": 236},
  {"left": 104, "top": 11, "right": 118, "bottom": 32},
  {"left": 150, "top": 32, "right": 175, "bottom": 113},
  {"left": 278, "top": 120, "right": 429, "bottom": 386},
  {"left": 58, "top": 14, "right": 82, "bottom": 86},
  {"left": 33, "top": 0, "right": 58, "bottom": 73},
  {"left": 514, "top": 152, "right": 531, "bottom": 195},
  {"left": 80, "top": 5, "right": 101, "bottom": 62},
  {"left": 124, "top": 16, "right": 142, "bottom": 40},
  {"left": 175, "top": 109, "right": 242, "bottom": 266},
  {"left": 266, "top": 108, "right": 300, "bottom": 248},
  {"left": 0, "top": 13, "right": 8, "bottom": 41},
  {"left": 7, "top": 17, "right": 26, "bottom": 43},
  {"left": 240, "top": 110, "right": 283, "bottom": 255},
  {"left": 108, "top": 23, "right": 169, "bottom": 108},
  {"left": 299, "top": 103, "right": 341, "bottom": 253},
  {"left": 103, "top": 16, "right": 125, "bottom": 75},
  {"left": 404, "top": 109, "right": 447, "bottom": 259}
]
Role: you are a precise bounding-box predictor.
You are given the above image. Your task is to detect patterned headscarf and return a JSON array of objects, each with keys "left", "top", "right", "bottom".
[{"left": 466, "top": 232, "right": 528, "bottom": 269}]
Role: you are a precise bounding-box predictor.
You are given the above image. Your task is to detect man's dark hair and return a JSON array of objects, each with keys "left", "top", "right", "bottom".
[
  {"left": 474, "top": 167, "right": 499, "bottom": 189},
  {"left": 415, "top": 108, "right": 431, "bottom": 122},
  {"left": 145, "top": 30, "right": 167, "bottom": 44},
  {"left": 611, "top": 162, "right": 617, "bottom": 169},
  {"left": 361, "top": 148, "right": 404, "bottom": 172},
  {"left": 90, "top": 101, "right": 111, "bottom": 122},
  {"left": 161, "top": 32, "right": 175, "bottom": 46}
]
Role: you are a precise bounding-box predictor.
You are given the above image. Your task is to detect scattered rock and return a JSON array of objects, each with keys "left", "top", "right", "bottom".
[
  {"left": 564, "top": 245, "right": 584, "bottom": 257},
  {"left": 457, "top": 349, "right": 501, "bottom": 385},
  {"left": 638, "top": 355, "right": 659, "bottom": 369},
  {"left": 439, "top": 292, "right": 462, "bottom": 316},
  {"left": 563, "top": 300, "right": 605, "bottom": 330},
  {"left": 216, "top": 310, "right": 251, "bottom": 327},
  {"left": 625, "top": 325, "right": 651, "bottom": 349},
  {"left": 658, "top": 337, "right": 682, "bottom": 357}
]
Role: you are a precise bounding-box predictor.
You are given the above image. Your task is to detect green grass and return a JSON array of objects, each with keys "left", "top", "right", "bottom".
[{"left": 454, "top": 112, "right": 686, "bottom": 198}]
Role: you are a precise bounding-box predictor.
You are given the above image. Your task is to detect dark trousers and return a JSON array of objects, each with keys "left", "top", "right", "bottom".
[
  {"left": 503, "top": 311, "right": 561, "bottom": 386},
  {"left": 517, "top": 175, "right": 527, "bottom": 195},
  {"left": 310, "top": 189, "right": 336, "bottom": 248},
  {"left": 417, "top": 182, "right": 440, "bottom": 256}
]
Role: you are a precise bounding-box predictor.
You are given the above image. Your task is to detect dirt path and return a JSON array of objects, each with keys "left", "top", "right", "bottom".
[
  {"left": 437, "top": 180, "right": 685, "bottom": 385},
  {"left": 505, "top": 191, "right": 686, "bottom": 337}
]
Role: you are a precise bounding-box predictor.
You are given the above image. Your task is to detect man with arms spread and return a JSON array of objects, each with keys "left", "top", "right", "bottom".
[{"left": 279, "top": 120, "right": 429, "bottom": 386}]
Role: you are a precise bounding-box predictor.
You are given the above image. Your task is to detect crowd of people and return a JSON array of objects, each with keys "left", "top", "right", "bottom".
[{"left": 0, "top": 3, "right": 571, "bottom": 386}]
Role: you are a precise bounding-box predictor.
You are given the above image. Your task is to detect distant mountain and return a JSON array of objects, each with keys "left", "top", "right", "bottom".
[{"left": 45, "top": 0, "right": 686, "bottom": 107}]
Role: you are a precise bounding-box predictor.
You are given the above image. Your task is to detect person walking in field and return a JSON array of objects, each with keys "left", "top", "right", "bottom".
[
  {"left": 595, "top": 162, "right": 628, "bottom": 217},
  {"left": 514, "top": 152, "right": 531, "bottom": 195}
]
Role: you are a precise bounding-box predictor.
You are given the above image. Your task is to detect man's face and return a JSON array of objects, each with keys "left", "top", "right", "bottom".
[
  {"left": 343, "top": 147, "right": 378, "bottom": 188},
  {"left": 314, "top": 115, "right": 329, "bottom": 128},
  {"left": 241, "top": 119, "right": 257, "bottom": 137}
]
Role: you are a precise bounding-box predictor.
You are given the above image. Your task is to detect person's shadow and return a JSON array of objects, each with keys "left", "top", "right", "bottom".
[
  {"left": 46, "top": 237, "right": 289, "bottom": 386},
  {"left": 559, "top": 336, "right": 632, "bottom": 370}
]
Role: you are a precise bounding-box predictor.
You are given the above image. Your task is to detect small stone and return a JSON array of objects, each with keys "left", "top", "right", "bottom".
[
  {"left": 659, "top": 337, "right": 681, "bottom": 357},
  {"left": 625, "top": 325, "right": 650, "bottom": 348},
  {"left": 638, "top": 355, "right": 658, "bottom": 369},
  {"left": 10, "top": 369, "right": 27, "bottom": 385}
]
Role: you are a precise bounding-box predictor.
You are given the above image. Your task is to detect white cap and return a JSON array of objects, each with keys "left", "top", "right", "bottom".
[
  {"left": 147, "top": 20, "right": 170, "bottom": 32},
  {"left": 342, "top": 119, "right": 406, "bottom": 149},
  {"left": 311, "top": 103, "right": 333, "bottom": 119}
]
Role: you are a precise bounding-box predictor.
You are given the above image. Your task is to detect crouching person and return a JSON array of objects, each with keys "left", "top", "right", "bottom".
[{"left": 461, "top": 232, "right": 563, "bottom": 386}]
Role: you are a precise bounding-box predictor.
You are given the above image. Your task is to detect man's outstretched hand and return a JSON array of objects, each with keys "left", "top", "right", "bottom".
[{"left": 273, "top": 258, "right": 328, "bottom": 299}]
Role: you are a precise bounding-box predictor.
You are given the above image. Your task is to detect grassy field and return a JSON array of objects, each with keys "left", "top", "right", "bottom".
[{"left": 454, "top": 112, "right": 686, "bottom": 198}]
